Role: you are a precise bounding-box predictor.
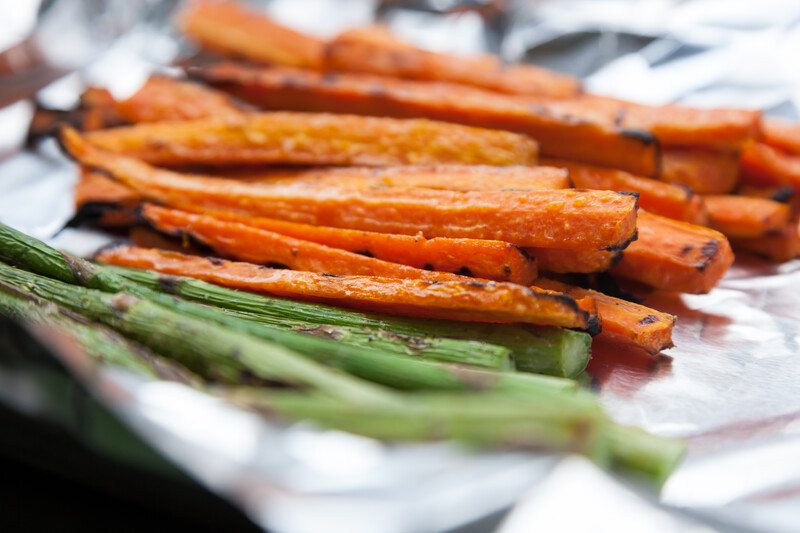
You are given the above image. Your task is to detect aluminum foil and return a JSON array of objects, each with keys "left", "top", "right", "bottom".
[{"left": 2, "top": 1, "right": 800, "bottom": 531}]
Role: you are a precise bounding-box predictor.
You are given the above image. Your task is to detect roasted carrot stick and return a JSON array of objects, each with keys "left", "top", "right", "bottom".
[
  {"left": 740, "top": 142, "right": 800, "bottom": 191},
  {"left": 178, "top": 0, "right": 324, "bottom": 68},
  {"left": 661, "top": 148, "right": 740, "bottom": 194},
  {"left": 731, "top": 218, "right": 800, "bottom": 262},
  {"left": 542, "top": 158, "right": 708, "bottom": 224},
  {"left": 175, "top": 207, "right": 538, "bottom": 284},
  {"left": 526, "top": 248, "right": 620, "bottom": 274},
  {"left": 611, "top": 210, "right": 734, "bottom": 294},
  {"left": 96, "top": 246, "right": 594, "bottom": 327},
  {"left": 761, "top": 118, "right": 800, "bottom": 156},
  {"left": 326, "top": 26, "right": 581, "bottom": 98},
  {"left": 192, "top": 62, "right": 661, "bottom": 176},
  {"left": 62, "top": 128, "right": 639, "bottom": 250},
  {"left": 141, "top": 204, "right": 473, "bottom": 281},
  {"left": 73, "top": 170, "right": 140, "bottom": 227},
  {"left": 84, "top": 112, "right": 539, "bottom": 167},
  {"left": 703, "top": 195, "right": 790, "bottom": 239},
  {"left": 114, "top": 76, "right": 244, "bottom": 123},
  {"left": 736, "top": 184, "right": 796, "bottom": 204},
  {"left": 534, "top": 278, "right": 675, "bottom": 354}
]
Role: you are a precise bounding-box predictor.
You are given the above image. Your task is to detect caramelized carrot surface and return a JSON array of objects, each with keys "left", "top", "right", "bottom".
[
  {"left": 115, "top": 76, "right": 244, "bottom": 123},
  {"left": 731, "top": 219, "right": 800, "bottom": 262},
  {"left": 543, "top": 158, "right": 708, "bottom": 224},
  {"left": 142, "top": 204, "right": 467, "bottom": 280},
  {"left": 96, "top": 246, "right": 593, "bottom": 327},
  {"left": 193, "top": 62, "right": 661, "bottom": 176},
  {"left": 761, "top": 118, "right": 800, "bottom": 156},
  {"left": 704, "top": 195, "right": 790, "bottom": 239},
  {"left": 179, "top": 0, "right": 324, "bottom": 68},
  {"left": 526, "top": 248, "right": 620, "bottom": 274},
  {"left": 611, "top": 211, "right": 734, "bottom": 294},
  {"left": 534, "top": 278, "right": 675, "bottom": 354},
  {"left": 179, "top": 207, "right": 538, "bottom": 284},
  {"left": 661, "top": 148, "right": 740, "bottom": 194},
  {"left": 84, "top": 112, "right": 539, "bottom": 167},
  {"left": 740, "top": 142, "right": 800, "bottom": 191},
  {"left": 73, "top": 170, "right": 140, "bottom": 227},
  {"left": 62, "top": 128, "right": 639, "bottom": 250},
  {"left": 326, "top": 26, "right": 581, "bottom": 98}
]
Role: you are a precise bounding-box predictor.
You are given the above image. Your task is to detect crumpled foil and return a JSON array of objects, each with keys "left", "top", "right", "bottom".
[{"left": 1, "top": 1, "right": 800, "bottom": 531}]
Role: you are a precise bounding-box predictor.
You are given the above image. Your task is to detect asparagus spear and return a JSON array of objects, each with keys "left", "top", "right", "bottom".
[
  {"left": 0, "top": 223, "right": 512, "bottom": 371},
  {"left": 108, "top": 266, "right": 591, "bottom": 377},
  {"left": 0, "top": 280, "right": 195, "bottom": 383}
]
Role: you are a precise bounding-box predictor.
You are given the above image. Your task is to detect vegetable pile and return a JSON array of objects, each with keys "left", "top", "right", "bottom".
[{"left": 11, "top": 0, "right": 800, "bottom": 488}]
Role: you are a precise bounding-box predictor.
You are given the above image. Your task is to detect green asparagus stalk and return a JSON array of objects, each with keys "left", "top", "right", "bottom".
[
  {"left": 0, "top": 280, "right": 196, "bottom": 383},
  {"left": 0, "top": 223, "right": 513, "bottom": 371},
  {"left": 0, "top": 261, "right": 575, "bottom": 394},
  {"left": 606, "top": 425, "right": 686, "bottom": 488},
  {"left": 108, "top": 266, "right": 591, "bottom": 377}
]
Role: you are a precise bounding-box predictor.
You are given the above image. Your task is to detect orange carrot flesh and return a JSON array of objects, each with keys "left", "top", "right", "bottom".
[
  {"left": 542, "top": 158, "right": 708, "bottom": 224},
  {"left": 73, "top": 170, "right": 140, "bottom": 227},
  {"left": 740, "top": 142, "right": 800, "bottom": 191},
  {"left": 114, "top": 76, "right": 244, "bottom": 123},
  {"left": 761, "top": 118, "right": 800, "bottom": 156},
  {"left": 534, "top": 278, "right": 675, "bottom": 354},
  {"left": 96, "top": 246, "right": 592, "bottom": 327},
  {"left": 141, "top": 204, "right": 467, "bottom": 281},
  {"left": 611, "top": 210, "right": 734, "bottom": 294},
  {"left": 178, "top": 0, "right": 324, "bottom": 68},
  {"left": 326, "top": 26, "right": 581, "bottom": 98},
  {"left": 176, "top": 207, "right": 538, "bottom": 284},
  {"left": 703, "top": 195, "right": 790, "bottom": 239},
  {"left": 661, "top": 148, "right": 740, "bottom": 194},
  {"left": 62, "top": 128, "right": 639, "bottom": 250},
  {"left": 84, "top": 112, "right": 539, "bottom": 167},
  {"left": 193, "top": 62, "right": 661, "bottom": 176},
  {"left": 526, "top": 248, "right": 620, "bottom": 274},
  {"left": 731, "top": 219, "right": 800, "bottom": 262}
]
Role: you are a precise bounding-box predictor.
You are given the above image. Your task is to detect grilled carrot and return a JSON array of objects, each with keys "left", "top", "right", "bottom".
[
  {"left": 142, "top": 204, "right": 472, "bottom": 281},
  {"left": 175, "top": 207, "right": 538, "bottom": 284},
  {"left": 740, "top": 142, "right": 800, "bottom": 191},
  {"left": 534, "top": 278, "right": 675, "bottom": 354},
  {"left": 73, "top": 169, "right": 140, "bottom": 227},
  {"left": 96, "top": 246, "right": 594, "bottom": 327},
  {"left": 661, "top": 148, "right": 740, "bottom": 194},
  {"left": 62, "top": 128, "right": 639, "bottom": 250},
  {"left": 326, "top": 26, "right": 581, "bottom": 98},
  {"left": 611, "top": 211, "right": 734, "bottom": 294},
  {"left": 526, "top": 248, "right": 620, "bottom": 274},
  {"left": 84, "top": 112, "right": 539, "bottom": 167},
  {"left": 178, "top": 0, "right": 324, "bottom": 68},
  {"left": 192, "top": 62, "right": 661, "bottom": 176},
  {"left": 761, "top": 118, "right": 800, "bottom": 156},
  {"left": 731, "top": 218, "right": 800, "bottom": 262},
  {"left": 704, "top": 195, "right": 790, "bottom": 239},
  {"left": 114, "top": 76, "right": 244, "bottom": 123},
  {"left": 736, "top": 184, "right": 796, "bottom": 204},
  {"left": 543, "top": 158, "right": 708, "bottom": 224}
]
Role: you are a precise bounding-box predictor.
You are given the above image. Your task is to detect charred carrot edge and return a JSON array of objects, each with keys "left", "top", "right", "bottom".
[
  {"left": 178, "top": 0, "right": 324, "bottom": 68},
  {"left": 71, "top": 170, "right": 141, "bottom": 228},
  {"left": 114, "top": 76, "right": 244, "bottom": 123},
  {"left": 96, "top": 245, "right": 593, "bottom": 328},
  {"left": 142, "top": 204, "right": 468, "bottom": 281},
  {"left": 61, "top": 127, "right": 639, "bottom": 250},
  {"left": 175, "top": 207, "right": 539, "bottom": 284},
  {"left": 661, "top": 148, "right": 740, "bottom": 194},
  {"left": 703, "top": 195, "right": 790, "bottom": 239},
  {"left": 740, "top": 142, "right": 800, "bottom": 191},
  {"left": 731, "top": 219, "right": 800, "bottom": 262},
  {"left": 736, "top": 184, "right": 796, "bottom": 204},
  {"left": 611, "top": 210, "right": 734, "bottom": 294},
  {"left": 542, "top": 158, "right": 708, "bottom": 225},
  {"left": 534, "top": 278, "right": 675, "bottom": 354},
  {"left": 84, "top": 111, "right": 539, "bottom": 167},
  {"left": 191, "top": 62, "right": 660, "bottom": 176},
  {"left": 761, "top": 118, "right": 800, "bottom": 156},
  {"left": 326, "top": 26, "right": 581, "bottom": 98},
  {"left": 526, "top": 248, "right": 621, "bottom": 274}
]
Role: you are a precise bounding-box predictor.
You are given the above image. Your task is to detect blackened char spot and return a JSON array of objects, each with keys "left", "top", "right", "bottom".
[
  {"left": 769, "top": 187, "right": 796, "bottom": 203},
  {"left": 696, "top": 240, "right": 719, "bottom": 271},
  {"left": 584, "top": 313, "right": 601, "bottom": 336},
  {"left": 605, "top": 228, "right": 638, "bottom": 252},
  {"left": 423, "top": 263, "right": 434, "bottom": 271},
  {"left": 322, "top": 272, "right": 342, "bottom": 277},
  {"left": 680, "top": 245, "right": 693, "bottom": 257},
  {"left": 515, "top": 246, "right": 531, "bottom": 260},
  {"left": 617, "top": 190, "right": 640, "bottom": 209},
  {"left": 457, "top": 266, "right": 474, "bottom": 277},
  {"left": 206, "top": 257, "right": 224, "bottom": 266},
  {"left": 157, "top": 275, "right": 181, "bottom": 294},
  {"left": 610, "top": 251, "right": 624, "bottom": 267},
  {"left": 354, "top": 249, "right": 374, "bottom": 258},
  {"left": 264, "top": 262, "right": 289, "bottom": 269},
  {"left": 503, "top": 265, "right": 512, "bottom": 276},
  {"left": 638, "top": 314, "right": 659, "bottom": 325},
  {"left": 467, "top": 281, "right": 487, "bottom": 288},
  {"left": 620, "top": 129, "right": 657, "bottom": 146}
]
